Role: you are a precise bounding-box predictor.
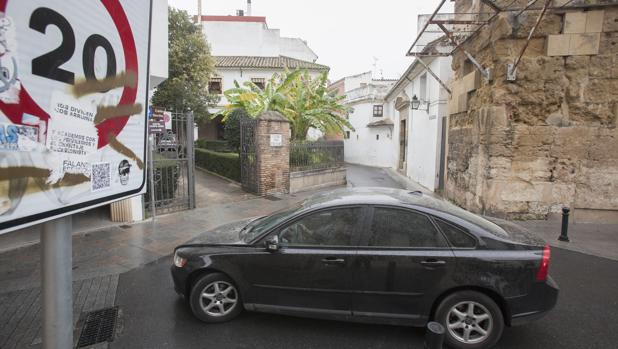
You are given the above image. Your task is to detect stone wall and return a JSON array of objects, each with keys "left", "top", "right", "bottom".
[{"left": 446, "top": 1, "right": 618, "bottom": 220}]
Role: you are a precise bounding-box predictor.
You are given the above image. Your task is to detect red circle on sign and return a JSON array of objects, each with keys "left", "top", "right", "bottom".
[{"left": 0, "top": 0, "right": 139, "bottom": 149}]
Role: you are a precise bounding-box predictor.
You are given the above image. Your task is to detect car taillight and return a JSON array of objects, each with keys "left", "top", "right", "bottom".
[{"left": 536, "top": 244, "right": 550, "bottom": 281}]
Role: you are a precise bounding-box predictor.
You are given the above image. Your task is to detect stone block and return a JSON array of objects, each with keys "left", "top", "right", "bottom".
[
  {"left": 462, "top": 70, "right": 481, "bottom": 92},
  {"left": 569, "top": 33, "right": 600, "bottom": 55},
  {"left": 564, "top": 11, "right": 587, "bottom": 34},
  {"left": 586, "top": 10, "right": 604, "bottom": 33},
  {"left": 602, "top": 7, "right": 618, "bottom": 32},
  {"left": 546, "top": 34, "right": 570, "bottom": 56}
]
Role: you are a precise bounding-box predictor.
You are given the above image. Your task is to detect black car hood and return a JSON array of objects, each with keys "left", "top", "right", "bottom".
[{"left": 182, "top": 216, "right": 261, "bottom": 246}]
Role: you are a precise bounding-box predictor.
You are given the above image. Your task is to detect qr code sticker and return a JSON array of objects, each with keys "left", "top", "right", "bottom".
[{"left": 91, "top": 162, "right": 111, "bottom": 192}]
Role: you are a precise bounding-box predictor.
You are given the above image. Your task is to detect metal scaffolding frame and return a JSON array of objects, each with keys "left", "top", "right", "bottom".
[{"left": 406, "top": 0, "right": 607, "bottom": 82}]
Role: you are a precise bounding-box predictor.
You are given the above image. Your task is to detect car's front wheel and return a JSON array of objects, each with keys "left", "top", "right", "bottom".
[
  {"left": 189, "top": 273, "right": 242, "bottom": 323},
  {"left": 434, "top": 290, "right": 504, "bottom": 349}
]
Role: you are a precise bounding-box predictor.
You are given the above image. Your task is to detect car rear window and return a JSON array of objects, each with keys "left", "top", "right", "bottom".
[{"left": 435, "top": 219, "right": 477, "bottom": 248}]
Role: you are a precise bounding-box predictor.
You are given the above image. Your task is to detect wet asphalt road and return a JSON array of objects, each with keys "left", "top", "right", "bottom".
[{"left": 111, "top": 247, "right": 618, "bottom": 349}]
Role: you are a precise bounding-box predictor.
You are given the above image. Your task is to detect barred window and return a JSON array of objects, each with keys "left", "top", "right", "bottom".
[
  {"left": 209, "top": 77, "right": 222, "bottom": 94},
  {"left": 373, "top": 105, "right": 383, "bottom": 117},
  {"left": 251, "top": 78, "right": 265, "bottom": 90}
]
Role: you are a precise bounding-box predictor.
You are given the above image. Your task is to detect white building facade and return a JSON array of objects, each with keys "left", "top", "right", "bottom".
[
  {"left": 384, "top": 56, "right": 452, "bottom": 192},
  {"left": 198, "top": 14, "right": 328, "bottom": 140},
  {"left": 336, "top": 72, "right": 398, "bottom": 167}
]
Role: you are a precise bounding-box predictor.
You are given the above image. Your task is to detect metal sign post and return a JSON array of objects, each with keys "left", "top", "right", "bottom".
[{"left": 41, "top": 216, "right": 73, "bottom": 349}]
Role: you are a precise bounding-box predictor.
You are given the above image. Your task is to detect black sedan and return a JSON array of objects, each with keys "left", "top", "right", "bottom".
[{"left": 171, "top": 188, "right": 558, "bottom": 349}]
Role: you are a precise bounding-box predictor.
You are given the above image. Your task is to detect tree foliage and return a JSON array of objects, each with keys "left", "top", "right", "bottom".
[
  {"left": 151, "top": 8, "right": 218, "bottom": 122},
  {"left": 222, "top": 70, "right": 353, "bottom": 140},
  {"left": 224, "top": 108, "right": 250, "bottom": 152}
]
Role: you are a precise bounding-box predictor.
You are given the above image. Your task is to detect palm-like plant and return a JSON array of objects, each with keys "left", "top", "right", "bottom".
[
  {"left": 221, "top": 69, "right": 353, "bottom": 140},
  {"left": 221, "top": 70, "right": 300, "bottom": 120},
  {"left": 280, "top": 71, "right": 353, "bottom": 140}
]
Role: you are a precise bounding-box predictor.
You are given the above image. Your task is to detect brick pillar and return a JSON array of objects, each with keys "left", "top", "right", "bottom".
[{"left": 255, "top": 111, "right": 290, "bottom": 195}]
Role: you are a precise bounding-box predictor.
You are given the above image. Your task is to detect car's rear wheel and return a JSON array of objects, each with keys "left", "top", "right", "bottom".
[
  {"left": 434, "top": 290, "right": 504, "bottom": 349},
  {"left": 189, "top": 273, "right": 242, "bottom": 323}
]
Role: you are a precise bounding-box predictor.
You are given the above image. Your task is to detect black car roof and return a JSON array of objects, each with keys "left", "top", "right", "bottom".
[
  {"left": 302, "top": 187, "right": 453, "bottom": 211},
  {"left": 300, "top": 187, "right": 538, "bottom": 244}
]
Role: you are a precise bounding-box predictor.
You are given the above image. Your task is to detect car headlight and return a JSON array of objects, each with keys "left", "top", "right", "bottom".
[{"left": 173, "top": 251, "right": 187, "bottom": 268}]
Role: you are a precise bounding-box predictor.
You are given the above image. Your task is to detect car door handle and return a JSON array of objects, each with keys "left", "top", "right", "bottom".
[
  {"left": 420, "top": 259, "right": 446, "bottom": 267},
  {"left": 321, "top": 257, "right": 345, "bottom": 265}
]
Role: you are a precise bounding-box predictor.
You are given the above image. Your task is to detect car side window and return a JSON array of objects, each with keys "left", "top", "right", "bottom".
[
  {"left": 435, "top": 219, "right": 477, "bottom": 248},
  {"left": 278, "top": 208, "right": 362, "bottom": 246},
  {"left": 368, "top": 208, "right": 447, "bottom": 248}
]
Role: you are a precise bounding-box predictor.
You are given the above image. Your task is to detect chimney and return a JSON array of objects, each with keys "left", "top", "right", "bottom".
[{"left": 247, "top": 0, "right": 252, "bottom": 16}]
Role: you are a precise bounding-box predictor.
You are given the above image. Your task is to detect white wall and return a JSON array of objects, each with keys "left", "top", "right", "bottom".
[
  {"left": 385, "top": 56, "right": 452, "bottom": 191},
  {"left": 202, "top": 20, "right": 317, "bottom": 62},
  {"left": 149, "top": 0, "right": 169, "bottom": 89},
  {"left": 344, "top": 99, "right": 397, "bottom": 168}
]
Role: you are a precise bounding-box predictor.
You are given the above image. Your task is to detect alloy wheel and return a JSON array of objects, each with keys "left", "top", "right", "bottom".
[
  {"left": 446, "top": 301, "right": 493, "bottom": 344},
  {"left": 199, "top": 281, "right": 238, "bottom": 317}
]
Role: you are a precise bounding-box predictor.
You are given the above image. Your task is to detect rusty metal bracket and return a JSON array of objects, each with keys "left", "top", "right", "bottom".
[
  {"left": 507, "top": 0, "right": 552, "bottom": 81},
  {"left": 436, "top": 22, "right": 492, "bottom": 82},
  {"left": 481, "top": 0, "right": 502, "bottom": 13},
  {"left": 416, "top": 58, "right": 452, "bottom": 96}
]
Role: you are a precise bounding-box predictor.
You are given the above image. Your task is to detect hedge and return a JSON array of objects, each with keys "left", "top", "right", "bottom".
[
  {"left": 195, "top": 139, "right": 234, "bottom": 153},
  {"left": 195, "top": 148, "right": 240, "bottom": 182}
]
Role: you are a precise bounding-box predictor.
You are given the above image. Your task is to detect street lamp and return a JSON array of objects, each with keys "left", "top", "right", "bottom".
[{"left": 411, "top": 95, "right": 429, "bottom": 111}]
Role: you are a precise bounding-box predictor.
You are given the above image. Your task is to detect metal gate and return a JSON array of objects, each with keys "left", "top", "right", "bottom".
[
  {"left": 240, "top": 118, "right": 258, "bottom": 193},
  {"left": 145, "top": 111, "right": 195, "bottom": 216}
]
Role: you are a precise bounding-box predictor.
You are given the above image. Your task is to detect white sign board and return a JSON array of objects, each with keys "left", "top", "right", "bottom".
[
  {"left": 270, "top": 134, "right": 282, "bottom": 147},
  {"left": 0, "top": 0, "right": 152, "bottom": 233}
]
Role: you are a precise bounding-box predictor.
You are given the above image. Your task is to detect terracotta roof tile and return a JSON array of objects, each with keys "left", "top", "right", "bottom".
[{"left": 214, "top": 56, "right": 329, "bottom": 71}]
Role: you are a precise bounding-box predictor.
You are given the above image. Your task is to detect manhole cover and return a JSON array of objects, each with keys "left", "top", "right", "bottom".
[{"left": 77, "top": 306, "right": 119, "bottom": 347}]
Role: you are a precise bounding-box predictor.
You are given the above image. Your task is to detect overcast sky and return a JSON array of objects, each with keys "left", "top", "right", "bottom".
[{"left": 168, "top": 0, "right": 451, "bottom": 81}]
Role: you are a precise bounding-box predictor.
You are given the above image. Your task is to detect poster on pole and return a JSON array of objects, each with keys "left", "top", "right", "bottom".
[{"left": 0, "top": 0, "right": 152, "bottom": 233}]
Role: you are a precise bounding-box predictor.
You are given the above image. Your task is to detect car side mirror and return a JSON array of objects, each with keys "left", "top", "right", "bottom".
[{"left": 265, "top": 235, "right": 280, "bottom": 253}]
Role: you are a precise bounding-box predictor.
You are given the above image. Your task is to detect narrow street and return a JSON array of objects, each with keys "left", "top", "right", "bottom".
[{"left": 2, "top": 166, "right": 617, "bottom": 349}]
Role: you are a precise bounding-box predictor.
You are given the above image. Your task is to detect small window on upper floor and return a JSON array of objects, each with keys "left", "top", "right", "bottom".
[
  {"left": 373, "top": 105, "right": 383, "bottom": 117},
  {"left": 376, "top": 134, "right": 380, "bottom": 140},
  {"left": 251, "top": 77, "right": 265, "bottom": 90},
  {"left": 208, "top": 77, "right": 222, "bottom": 95},
  {"left": 345, "top": 131, "right": 350, "bottom": 139}
]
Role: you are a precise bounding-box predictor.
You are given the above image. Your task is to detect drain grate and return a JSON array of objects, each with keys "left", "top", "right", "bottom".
[{"left": 77, "top": 306, "right": 119, "bottom": 348}]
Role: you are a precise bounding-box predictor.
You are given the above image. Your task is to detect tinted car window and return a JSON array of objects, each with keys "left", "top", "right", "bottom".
[
  {"left": 278, "top": 208, "right": 362, "bottom": 246},
  {"left": 368, "top": 208, "right": 447, "bottom": 248},
  {"left": 435, "top": 219, "right": 476, "bottom": 248}
]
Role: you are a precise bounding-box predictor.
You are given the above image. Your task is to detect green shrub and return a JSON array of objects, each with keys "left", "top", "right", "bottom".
[
  {"left": 195, "top": 148, "right": 240, "bottom": 182},
  {"left": 195, "top": 139, "right": 234, "bottom": 152},
  {"left": 224, "top": 108, "right": 250, "bottom": 152}
]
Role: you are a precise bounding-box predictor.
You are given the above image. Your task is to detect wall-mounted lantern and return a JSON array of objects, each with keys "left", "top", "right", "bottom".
[{"left": 411, "top": 95, "right": 429, "bottom": 111}]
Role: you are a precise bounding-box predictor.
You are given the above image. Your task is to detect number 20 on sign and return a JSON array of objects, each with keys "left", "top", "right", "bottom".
[{"left": 0, "top": 0, "right": 152, "bottom": 233}]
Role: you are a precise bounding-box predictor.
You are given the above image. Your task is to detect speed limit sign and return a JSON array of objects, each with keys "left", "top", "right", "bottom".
[{"left": 0, "top": 0, "right": 152, "bottom": 232}]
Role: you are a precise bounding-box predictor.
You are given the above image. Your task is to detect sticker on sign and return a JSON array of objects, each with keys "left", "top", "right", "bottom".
[{"left": 0, "top": 0, "right": 152, "bottom": 233}]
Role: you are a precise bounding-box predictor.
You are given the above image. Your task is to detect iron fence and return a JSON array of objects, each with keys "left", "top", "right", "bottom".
[{"left": 290, "top": 140, "right": 344, "bottom": 172}]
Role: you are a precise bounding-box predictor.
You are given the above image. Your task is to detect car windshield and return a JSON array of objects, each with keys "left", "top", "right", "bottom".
[{"left": 240, "top": 203, "right": 304, "bottom": 243}]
